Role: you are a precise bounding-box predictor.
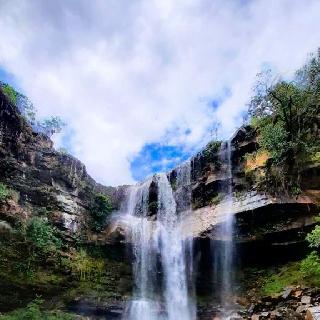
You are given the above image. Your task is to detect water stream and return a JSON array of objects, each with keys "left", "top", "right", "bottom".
[
  {"left": 212, "top": 140, "right": 235, "bottom": 316},
  {"left": 122, "top": 141, "right": 235, "bottom": 319},
  {"left": 123, "top": 162, "right": 195, "bottom": 320}
]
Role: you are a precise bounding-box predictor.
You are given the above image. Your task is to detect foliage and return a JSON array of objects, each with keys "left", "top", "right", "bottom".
[
  {"left": 26, "top": 217, "right": 62, "bottom": 256},
  {"left": 0, "top": 298, "right": 76, "bottom": 320},
  {"left": 261, "top": 257, "right": 320, "bottom": 296},
  {"left": 1, "top": 83, "right": 18, "bottom": 105},
  {"left": 306, "top": 225, "right": 320, "bottom": 248},
  {"left": 90, "top": 194, "right": 113, "bottom": 232},
  {"left": 36, "top": 117, "right": 65, "bottom": 137},
  {"left": 248, "top": 49, "right": 320, "bottom": 192},
  {"left": 210, "top": 193, "right": 224, "bottom": 206},
  {"left": 62, "top": 249, "right": 106, "bottom": 281},
  {"left": 261, "top": 263, "right": 301, "bottom": 296},
  {"left": 0, "top": 82, "right": 65, "bottom": 137},
  {"left": 0, "top": 182, "right": 10, "bottom": 202},
  {"left": 202, "top": 140, "right": 222, "bottom": 160},
  {"left": 300, "top": 251, "right": 320, "bottom": 282}
]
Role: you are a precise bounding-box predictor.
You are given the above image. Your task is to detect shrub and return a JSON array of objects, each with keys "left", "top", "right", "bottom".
[
  {"left": 0, "top": 298, "right": 76, "bottom": 319},
  {"left": 306, "top": 225, "right": 320, "bottom": 248},
  {"left": 1, "top": 83, "right": 18, "bottom": 105},
  {"left": 90, "top": 194, "right": 113, "bottom": 232},
  {"left": 26, "top": 217, "right": 62, "bottom": 255},
  {"left": 63, "top": 249, "right": 106, "bottom": 281},
  {"left": 300, "top": 252, "right": 320, "bottom": 285},
  {"left": 202, "top": 140, "right": 222, "bottom": 160},
  {"left": 0, "top": 182, "right": 10, "bottom": 203}
]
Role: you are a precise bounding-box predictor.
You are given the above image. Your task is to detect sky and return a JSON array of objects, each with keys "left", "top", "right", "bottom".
[{"left": 0, "top": 0, "right": 319, "bottom": 186}]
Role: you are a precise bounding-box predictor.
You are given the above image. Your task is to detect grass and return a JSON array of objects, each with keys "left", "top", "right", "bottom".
[{"left": 261, "top": 254, "right": 320, "bottom": 296}]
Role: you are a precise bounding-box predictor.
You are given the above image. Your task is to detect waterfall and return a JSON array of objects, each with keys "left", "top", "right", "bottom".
[
  {"left": 212, "top": 140, "right": 235, "bottom": 307},
  {"left": 123, "top": 161, "right": 195, "bottom": 320}
]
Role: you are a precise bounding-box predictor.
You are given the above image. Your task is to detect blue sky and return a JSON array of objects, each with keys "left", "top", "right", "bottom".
[
  {"left": 0, "top": 0, "right": 320, "bottom": 186},
  {"left": 0, "top": 68, "right": 16, "bottom": 86}
]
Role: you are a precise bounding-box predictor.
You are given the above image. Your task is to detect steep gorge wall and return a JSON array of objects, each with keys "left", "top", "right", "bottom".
[
  {"left": 1, "top": 86, "right": 319, "bottom": 256},
  {"left": 0, "top": 89, "right": 127, "bottom": 239}
]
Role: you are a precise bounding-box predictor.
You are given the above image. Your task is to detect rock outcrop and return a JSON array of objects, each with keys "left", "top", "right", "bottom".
[
  {"left": 0, "top": 89, "right": 127, "bottom": 238},
  {"left": 1, "top": 87, "right": 319, "bottom": 251}
]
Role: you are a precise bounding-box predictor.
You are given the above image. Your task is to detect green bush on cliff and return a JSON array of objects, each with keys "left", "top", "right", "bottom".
[
  {"left": 90, "top": 194, "right": 113, "bottom": 232},
  {"left": 62, "top": 248, "right": 106, "bottom": 281},
  {"left": 0, "top": 82, "right": 65, "bottom": 137},
  {"left": 0, "top": 182, "right": 10, "bottom": 202},
  {"left": 26, "top": 217, "right": 62, "bottom": 255},
  {"left": 300, "top": 251, "right": 320, "bottom": 281},
  {"left": 0, "top": 298, "right": 76, "bottom": 320},
  {"left": 306, "top": 225, "right": 320, "bottom": 248},
  {"left": 248, "top": 49, "right": 320, "bottom": 193},
  {"left": 1, "top": 83, "right": 18, "bottom": 105}
]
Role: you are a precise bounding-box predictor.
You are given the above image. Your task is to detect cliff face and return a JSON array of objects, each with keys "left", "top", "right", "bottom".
[
  {"left": 1, "top": 87, "right": 319, "bottom": 249},
  {"left": 0, "top": 90, "right": 127, "bottom": 238},
  {"left": 181, "top": 126, "right": 320, "bottom": 248}
]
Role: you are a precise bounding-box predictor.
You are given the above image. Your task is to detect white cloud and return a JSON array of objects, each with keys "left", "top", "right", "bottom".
[{"left": 0, "top": 0, "right": 319, "bottom": 185}]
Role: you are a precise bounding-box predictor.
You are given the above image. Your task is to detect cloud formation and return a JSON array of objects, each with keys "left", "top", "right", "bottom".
[{"left": 0, "top": 0, "right": 319, "bottom": 185}]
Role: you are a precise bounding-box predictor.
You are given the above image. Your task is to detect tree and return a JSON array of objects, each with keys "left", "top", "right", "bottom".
[
  {"left": 0, "top": 82, "right": 65, "bottom": 137},
  {"left": 36, "top": 116, "right": 66, "bottom": 137},
  {"left": 90, "top": 194, "right": 113, "bottom": 232},
  {"left": 248, "top": 49, "right": 320, "bottom": 190}
]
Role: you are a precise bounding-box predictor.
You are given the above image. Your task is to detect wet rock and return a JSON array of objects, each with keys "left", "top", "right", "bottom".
[
  {"left": 270, "top": 310, "right": 281, "bottom": 319},
  {"left": 306, "top": 306, "right": 320, "bottom": 320},
  {"left": 282, "top": 287, "right": 293, "bottom": 299},
  {"left": 302, "top": 296, "right": 312, "bottom": 304},
  {"left": 296, "top": 305, "right": 307, "bottom": 313}
]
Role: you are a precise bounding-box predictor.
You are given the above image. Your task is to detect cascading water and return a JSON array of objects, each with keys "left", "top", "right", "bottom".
[
  {"left": 123, "top": 161, "right": 195, "bottom": 320},
  {"left": 212, "top": 140, "right": 235, "bottom": 310},
  {"left": 124, "top": 179, "right": 159, "bottom": 320}
]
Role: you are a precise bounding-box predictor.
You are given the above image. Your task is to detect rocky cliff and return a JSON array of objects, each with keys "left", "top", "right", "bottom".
[
  {"left": 183, "top": 126, "right": 319, "bottom": 248},
  {"left": 0, "top": 89, "right": 127, "bottom": 239},
  {"left": 1, "top": 86, "right": 320, "bottom": 319},
  {"left": 1, "top": 85, "right": 319, "bottom": 256}
]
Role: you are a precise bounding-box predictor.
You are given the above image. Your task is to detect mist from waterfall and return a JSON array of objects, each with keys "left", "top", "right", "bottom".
[{"left": 123, "top": 161, "right": 195, "bottom": 320}]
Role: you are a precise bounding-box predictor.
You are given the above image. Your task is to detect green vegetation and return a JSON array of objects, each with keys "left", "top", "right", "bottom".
[
  {"left": 261, "top": 255, "right": 320, "bottom": 296},
  {"left": 261, "top": 262, "right": 303, "bottom": 296},
  {"left": 203, "top": 140, "right": 222, "bottom": 161},
  {"left": 260, "top": 214, "right": 320, "bottom": 296},
  {"left": 306, "top": 225, "right": 320, "bottom": 248},
  {"left": 0, "top": 82, "right": 65, "bottom": 137},
  {"left": 62, "top": 249, "right": 106, "bottom": 281},
  {"left": 1, "top": 83, "right": 18, "bottom": 105},
  {"left": 0, "top": 217, "right": 63, "bottom": 282},
  {"left": 26, "top": 217, "right": 62, "bottom": 256},
  {"left": 0, "top": 298, "right": 76, "bottom": 320},
  {"left": 248, "top": 49, "right": 320, "bottom": 194},
  {"left": 0, "top": 182, "right": 10, "bottom": 202},
  {"left": 210, "top": 193, "right": 224, "bottom": 206},
  {"left": 90, "top": 194, "right": 113, "bottom": 232}
]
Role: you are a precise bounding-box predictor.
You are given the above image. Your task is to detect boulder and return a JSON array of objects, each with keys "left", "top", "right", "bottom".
[{"left": 306, "top": 307, "right": 320, "bottom": 320}]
